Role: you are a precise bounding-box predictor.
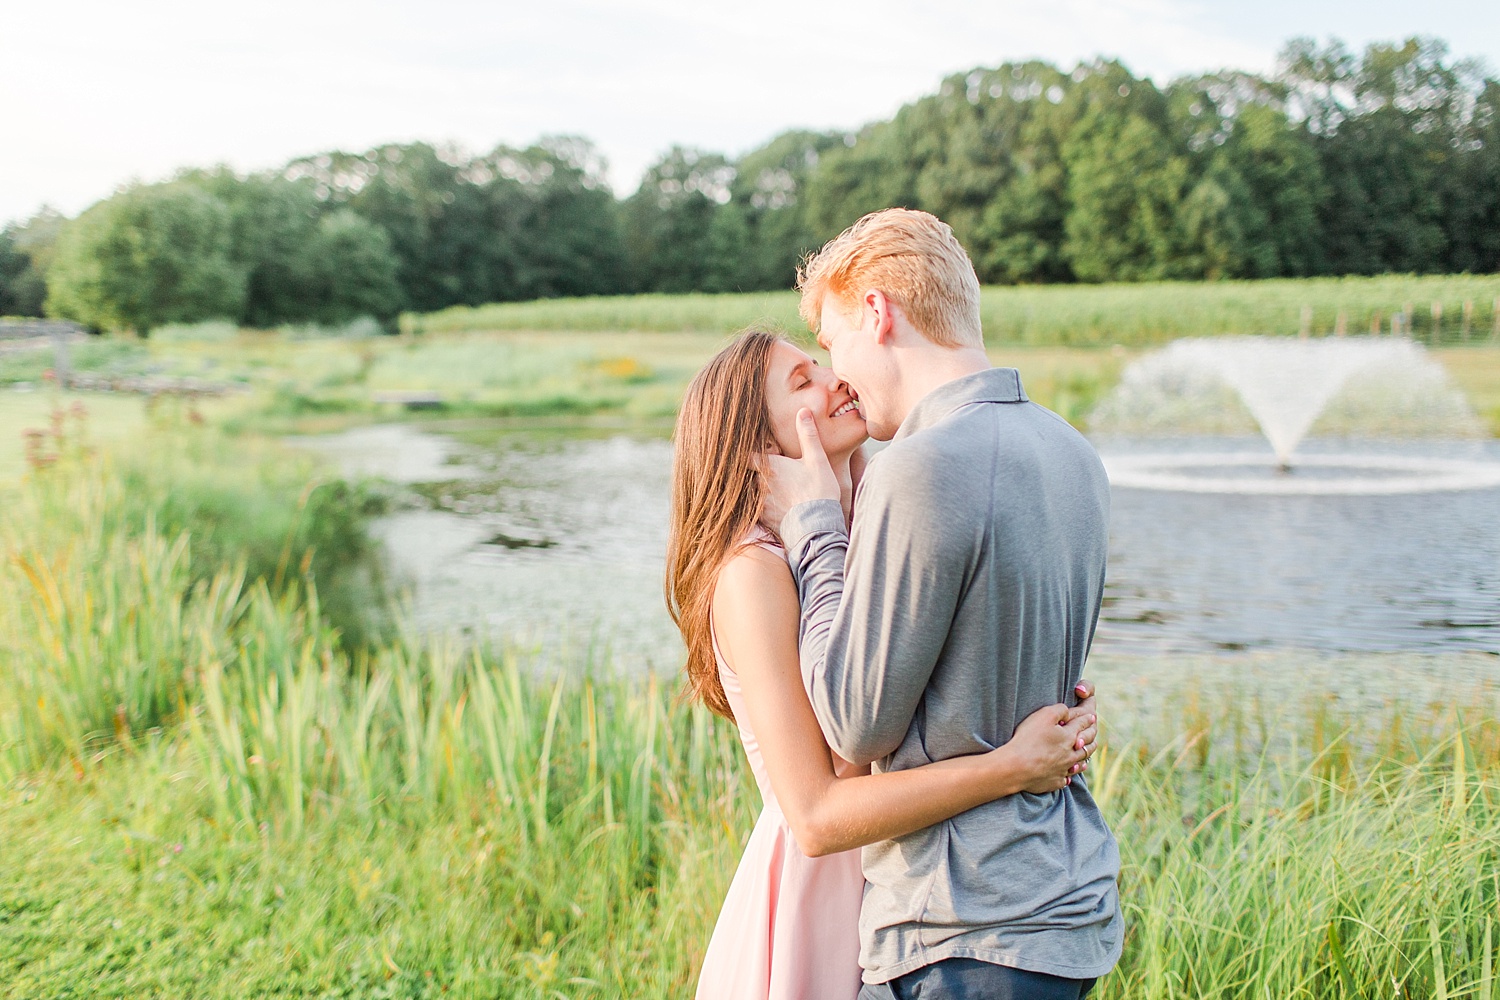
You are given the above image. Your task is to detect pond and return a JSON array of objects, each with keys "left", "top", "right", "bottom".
[{"left": 296, "top": 423, "right": 1500, "bottom": 671}]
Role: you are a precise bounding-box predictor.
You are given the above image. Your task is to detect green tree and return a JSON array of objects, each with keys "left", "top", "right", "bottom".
[
  {"left": 1166, "top": 73, "right": 1324, "bottom": 277},
  {"left": 729, "top": 130, "right": 846, "bottom": 290},
  {"left": 1219, "top": 103, "right": 1324, "bottom": 276},
  {"left": 1278, "top": 36, "right": 1482, "bottom": 274},
  {"left": 0, "top": 229, "right": 41, "bottom": 316},
  {"left": 285, "top": 138, "right": 627, "bottom": 309},
  {"left": 308, "top": 210, "right": 403, "bottom": 323},
  {"left": 46, "top": 183, "right": 245, "bottom": 334},
  {"left": 0, "top": 208, "right": 64, "bottom": 317},
  {"left": 801, "top": 128, "right": 916, "bottom": 244},
  {"left": 182, "top": 169, "right": 325, "bottom": 326},
  {"left": 972, "top": 62, "right": 1081, "bottom": 283},
  {"left": 623, "top": 147, "right": 737, "bottom": 292},
  {"left": 1453, "top": 78, "right": 1500, "bottom": 272},
  {"left": 1174, "top": 164, "right": 1254, "bottom": 279},
  {"left": 494, "top": 137, "right": 628, "bottom": 299},
  {"left": 286, "top": 143, "right": 469, "bottom": 311},
  {"left": 1062, "top": 83, "right": 1191, "bottom": 281}
]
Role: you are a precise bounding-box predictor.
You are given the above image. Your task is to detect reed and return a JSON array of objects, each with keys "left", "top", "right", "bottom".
[
  {"left": 2, "top": 429, "right": 1497, "bottom": 997},
  {"left": 1092, "top": 688, "right": 1500, "bottom": 1000}
]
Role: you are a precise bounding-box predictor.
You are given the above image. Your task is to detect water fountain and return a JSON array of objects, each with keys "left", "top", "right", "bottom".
[
  {"left": 1087, "top": 334, "right": 1500, "bottom": 653},
  {"left": 1091, "top": 336, "right": 1500, "bottom": 494}
]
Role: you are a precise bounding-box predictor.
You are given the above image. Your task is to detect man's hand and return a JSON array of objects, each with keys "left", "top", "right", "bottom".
[{"left": 759, "top": 408, "right": 840, "bottom": 532}]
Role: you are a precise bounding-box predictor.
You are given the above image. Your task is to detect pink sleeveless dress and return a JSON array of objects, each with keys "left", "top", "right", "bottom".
[{"left": 695, "top": 531, "right": 865, "bottom": 1000}]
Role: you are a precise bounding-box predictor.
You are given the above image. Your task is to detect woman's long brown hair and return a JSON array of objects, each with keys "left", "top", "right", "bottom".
[{"left": 666, "top": 328, "right": 782, "bottom": 722}]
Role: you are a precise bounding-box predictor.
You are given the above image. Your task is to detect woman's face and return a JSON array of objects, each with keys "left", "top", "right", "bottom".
[{"left": 764, "top": 341, "right": 867, "bottom": 459}]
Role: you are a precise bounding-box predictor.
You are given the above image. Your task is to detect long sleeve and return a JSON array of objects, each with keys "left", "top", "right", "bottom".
[
  {"left": 779, "top": 451, "right": 970, "bottom": 766},
  {"left": 770, "top": 370, "right": 1122, "bottom": 983}
]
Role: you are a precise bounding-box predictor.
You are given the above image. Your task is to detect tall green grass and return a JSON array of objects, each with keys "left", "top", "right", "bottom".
[
  {"left": 3, "top": 409, "right": 388, "bottom": 655},
  {"left": 2, "top": 428, "right": 1498, "bottom": 996},
  {"left": 408, "top": 275, "right": 1500, "bottom": 347},
  {"left": 1094, "top": 684, "right": 1500, "bottom": 999}
]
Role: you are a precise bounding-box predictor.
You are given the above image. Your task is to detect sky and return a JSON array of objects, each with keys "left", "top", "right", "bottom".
[{"left": 2, "top": 0, "right": 1495, "bottom": 226}]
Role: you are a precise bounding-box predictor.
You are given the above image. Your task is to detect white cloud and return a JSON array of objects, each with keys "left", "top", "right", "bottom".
[{"left": 0, "top": 0, "right": 1474, "bottom": 225}]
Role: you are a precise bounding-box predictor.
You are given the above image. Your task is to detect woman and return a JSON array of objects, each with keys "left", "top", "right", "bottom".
[{"left": 666, "top": 329, "right": 1099, "bottom": 1000}]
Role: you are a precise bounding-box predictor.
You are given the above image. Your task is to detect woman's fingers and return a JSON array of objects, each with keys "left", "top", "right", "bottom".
[
  {"left": 1059, "top": 714, "right": 1095, "bottom": 779},
  {"left": 1064, "top": 697, "right": 1096, "bottom": 724}
]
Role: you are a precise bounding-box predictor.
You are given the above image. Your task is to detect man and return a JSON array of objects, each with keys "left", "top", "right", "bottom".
[{"left": 763, "top": 208, "right": 1122, "bottom": 998}]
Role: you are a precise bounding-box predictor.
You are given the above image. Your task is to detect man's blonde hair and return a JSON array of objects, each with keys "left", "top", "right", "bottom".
[{"left": 797, "top": 208, "right": 984, "bottom": 349}]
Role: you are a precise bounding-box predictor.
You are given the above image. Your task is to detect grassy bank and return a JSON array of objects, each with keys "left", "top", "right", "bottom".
[
  {"left": 0, "top": 333, "right": 1137, "bottom": 436},
  {"left": 3, "top": 429, "right": 1499, "bottom": 998},
  {"left": 410, "top": 275, "right": 1500, "bottom": 347},
  {"left": 13, "top": 333, "right": 1493, "bottom": 441}
]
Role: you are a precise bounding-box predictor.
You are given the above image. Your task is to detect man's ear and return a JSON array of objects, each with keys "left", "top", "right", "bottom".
[{"left": 865, "top": 289, "right": 896, "bottom": 345}]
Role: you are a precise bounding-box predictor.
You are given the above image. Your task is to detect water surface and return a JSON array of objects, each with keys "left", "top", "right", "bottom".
[{"left": 296, "top": 424, "right": 1500, "bottom": 668}]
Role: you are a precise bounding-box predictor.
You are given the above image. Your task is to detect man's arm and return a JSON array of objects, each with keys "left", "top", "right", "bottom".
[
  {"left": 780, "top": 449, "right": 968, "bottom": 765},
  {"left": 763, "top": 412, "right": 1099, "bottom": 768}
]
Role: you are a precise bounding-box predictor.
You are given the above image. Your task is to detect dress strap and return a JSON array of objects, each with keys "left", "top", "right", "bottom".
[{"left": 742, "top": 523, "right": 785, "bottom": 554}]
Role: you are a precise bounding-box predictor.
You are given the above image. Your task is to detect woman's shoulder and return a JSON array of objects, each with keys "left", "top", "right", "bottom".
[
  {"left": 712, "top": 533, "right": 800, "bottom": 677},
  {"left": 717, "top": 535, "right": 790, "bottom": 587},
  {"left": 714, "top": 531, "right": 796, "bottom": 617}
]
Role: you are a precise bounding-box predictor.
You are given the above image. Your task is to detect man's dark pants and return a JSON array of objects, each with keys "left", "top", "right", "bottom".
[{"left": 857, "top": 958, "right": 1096, "bottom": 1000}]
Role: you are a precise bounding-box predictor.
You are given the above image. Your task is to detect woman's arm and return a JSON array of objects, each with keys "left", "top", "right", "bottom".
[{"left": 712, "top": 547, "right": 1093, "bottom": 858}]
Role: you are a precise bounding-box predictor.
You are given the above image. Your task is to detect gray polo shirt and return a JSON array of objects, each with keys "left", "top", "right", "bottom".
[{"left": 780, "top": 367, "right": 1122, "bottom": 984}]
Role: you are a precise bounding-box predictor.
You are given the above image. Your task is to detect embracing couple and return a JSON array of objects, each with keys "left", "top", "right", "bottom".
[{"left": 666, "top": 209, "right": 1122, "bottom": 999}]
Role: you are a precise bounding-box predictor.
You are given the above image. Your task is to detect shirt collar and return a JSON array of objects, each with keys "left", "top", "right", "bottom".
[{"left": 893, "top": 368, "right": 1029, "bottom": 441}]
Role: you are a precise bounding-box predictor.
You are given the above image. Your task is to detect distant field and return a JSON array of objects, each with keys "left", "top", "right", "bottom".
[
  {"left": 2, "top": 338, "right": 1498, "bottom": 450},
  {"left": 4, "top": 281, "right": 1500, "bottom": 459},
  {"left": 408, "top": 275, "right": 1500, "bottom": 347}
]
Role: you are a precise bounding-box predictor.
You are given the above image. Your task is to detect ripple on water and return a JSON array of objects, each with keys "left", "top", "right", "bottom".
[{"left": 294, "top": 425, "right": 1500, "bottom": 666}]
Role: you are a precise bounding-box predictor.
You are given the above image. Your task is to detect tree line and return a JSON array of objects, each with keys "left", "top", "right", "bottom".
[{"left": 2, "top": 36, "right": 1496, "bottom": 334}]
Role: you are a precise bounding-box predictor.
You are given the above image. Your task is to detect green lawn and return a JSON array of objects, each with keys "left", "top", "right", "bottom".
[
  {"left": 4, "top": 276, "right": 1500, "bottom": 447},
  {"left": 0, "top": 391, "right": 152, "bottom": 482},
  {"left": 1437, "top": 345, "right": 1500, "bottom": 433},
  {"left": 2, "top": 643, "right": 1495, "bottom": 998}
]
